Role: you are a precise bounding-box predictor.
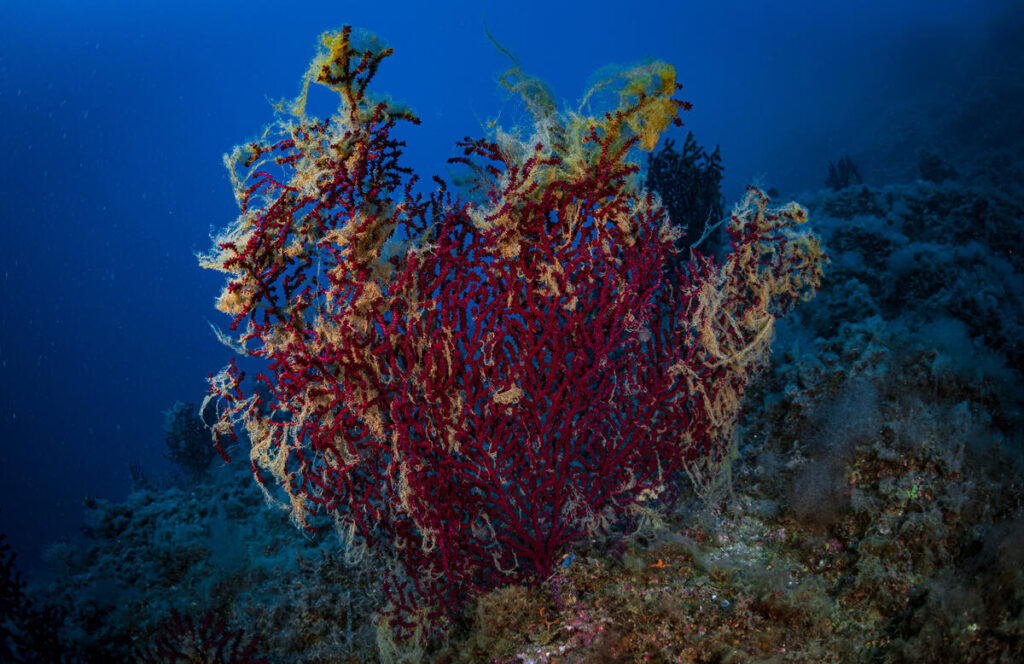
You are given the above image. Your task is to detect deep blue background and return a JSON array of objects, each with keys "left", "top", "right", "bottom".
[{"left": 0, "top": 0, "right": 1015, "bottom": 573}]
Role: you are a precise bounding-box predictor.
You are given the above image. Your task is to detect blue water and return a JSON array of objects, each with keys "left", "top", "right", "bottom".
[{"left": 1, "top": 0, "right": 1021, "bottom": 651}]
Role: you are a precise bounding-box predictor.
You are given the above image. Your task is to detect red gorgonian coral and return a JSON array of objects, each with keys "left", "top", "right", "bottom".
[
  {"left": 200, "top": 26, "right": 825, "bottom": 637},
  {"left": 134, "top": 609, "right": 266, "bottom": 664}
]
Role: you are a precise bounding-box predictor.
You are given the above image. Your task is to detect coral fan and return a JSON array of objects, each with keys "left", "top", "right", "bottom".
[
  {"left": 164, "top": 401, "right": 217, "bottom": 480},
  {"left": 134, "top": 609, "right": 266, "bottom": 664},
  {"left": 644, "top": 131, "right": 725, "bottom": 261},
  {"left": 199, "top": 26, "right": 824, "bottom": 638}
]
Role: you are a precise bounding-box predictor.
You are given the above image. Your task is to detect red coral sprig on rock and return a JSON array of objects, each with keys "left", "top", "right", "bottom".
[
  {"left": 135, "top": 609, "right": 266, "bottom": 664},
  {"left": 199, "top": 26, "right": 825, "bottom": 640}
]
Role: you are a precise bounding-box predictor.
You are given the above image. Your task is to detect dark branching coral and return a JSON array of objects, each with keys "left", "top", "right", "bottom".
[
  {"left": 917, "top": 148, "right": 958, "bottom": 183},
  {"left": 163, "top": 401, "right": 216, "bottom": 480},
  {"left": 1, "top": 530, "right": 68, "bottom": 663},
  {"left": 0, "top": 530, "right": 25, "bottom": 662},
  {"left": 825, "top": 155, "right": 863, "bottom": 190},
  {"left": 644, "top": 130, "right": 725, "bottom": 261}
]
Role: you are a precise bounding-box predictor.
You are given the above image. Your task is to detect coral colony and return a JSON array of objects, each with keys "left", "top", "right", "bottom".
[{"left": 200, "top": 27, "right": 824, "bottom": 642}]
